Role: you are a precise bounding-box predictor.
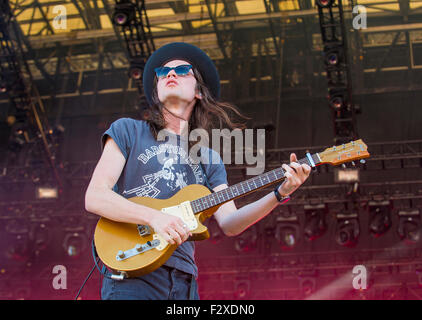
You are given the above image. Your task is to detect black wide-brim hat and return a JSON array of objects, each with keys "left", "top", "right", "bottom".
[{"left": 143, "top": 42, "right": 220, "bottom": 105}]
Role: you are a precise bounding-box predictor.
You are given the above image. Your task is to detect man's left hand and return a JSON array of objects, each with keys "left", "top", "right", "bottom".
[{"left": 278, "top": 153, "right": 312, "bottom": 197}]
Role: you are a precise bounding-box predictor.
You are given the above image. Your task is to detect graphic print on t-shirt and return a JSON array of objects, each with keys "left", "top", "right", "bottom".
[{"left": 122, "top": 143, "right": 204, "bottom": 198}]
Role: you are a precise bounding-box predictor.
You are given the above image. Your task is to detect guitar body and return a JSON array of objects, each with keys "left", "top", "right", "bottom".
[
  {"left": 94, "top": 184, "right": 219, "bottom": 278},
  {"left": 93, "top": 139, "right": 370, "bottom": 278}
]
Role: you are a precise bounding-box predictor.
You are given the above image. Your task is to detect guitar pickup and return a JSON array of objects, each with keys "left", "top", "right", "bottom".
[
  {"left": 161, "top": 201, "right": 198, "bottom": 231},
  {"left": 137, "top": 224, "right": 151, "bottom": 237}
]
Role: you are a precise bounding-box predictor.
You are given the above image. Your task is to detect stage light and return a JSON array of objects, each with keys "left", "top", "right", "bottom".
[
  {"left": 63, "top": 232, "right": 87, "bottom": 258},
  {"left": 304, "top": 204, "right": 327, "bottom": 241},
  {"left": 234, "top": 280, "right": 250, "bottom": 299},
  {"left": 300, "top": 277, "right": 316, "bottom": 296},
  {"left": 276, "top": 216, "right": 300, "bottom": 250},
  {"left": 334, "top": 168, "right": 360, "bottom": 183},
  {"left": 36, "top": 186, "right": 58, "bottom": 199},
  {"left": 129, "top": 59, "right": 146, "bottom": 80},
  {"left": 368, "top": 201, "right": 392, "bottom": 238},
  {"left": 397, "top": 209, "right": 421, "bottom": 244},
  {"left": 112, "top": 1, "right": 136, "bottom": 26},
  {"left": 316, "top": 0, "right": 334, "bottom": 8},
  {"left": 6, "top": 234, "right": 30, "bottom": 262},
  {"left": 324, "top": 46, "right": 342, "bottom": 67},
  {"left": 234, "top": 225, "right": 257, "bottom": 252},
  {"left": 335, "top": 213, "right": 360, "bottom": 247},
  {"left": 328, "top": 88, "right": 348, "bottom": 111},
  {"left": 326, "top": 52, "right": 338, "bottom": 65},
  {"left": 329, "top": 95, "right": 343, "bottom": 110},
  {"left": 129, "top": 67, "right": 142, "bottom": 80},
  {"left": 30, "top": 223, "right": 50, "bottom": 253},
  {"left": 50, "top": 124, "right": 65, "bottom": 138}
]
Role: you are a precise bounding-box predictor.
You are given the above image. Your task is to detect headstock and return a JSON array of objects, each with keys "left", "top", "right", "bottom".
[{"left": 318, "top": 139, "right": 370, "bottom": 166}]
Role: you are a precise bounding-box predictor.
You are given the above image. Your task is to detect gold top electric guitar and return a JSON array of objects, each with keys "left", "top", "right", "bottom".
[{"left": 94, "top": 139, "right": 370, "bottom": 278}]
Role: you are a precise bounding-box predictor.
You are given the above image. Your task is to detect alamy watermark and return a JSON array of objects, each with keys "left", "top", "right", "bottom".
[
  {"left": 352, "top": 5, "right": 367, "bottom": 30},
  {"left": 152, "top": 127, "right": 266, "bottom": 175},
  {"left": 352, "top": 265, "right": 367, "bottom": 290},
  {"left": 52, "top": 265, "right": 67, "bottom": 290},
  {"left": 52, "top": 5, "right": 67, "bottom": 30}
]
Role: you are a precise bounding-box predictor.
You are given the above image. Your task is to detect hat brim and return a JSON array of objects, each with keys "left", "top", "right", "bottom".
[{"left": 143, "top": 42, "right": 220, "bottom": 105}]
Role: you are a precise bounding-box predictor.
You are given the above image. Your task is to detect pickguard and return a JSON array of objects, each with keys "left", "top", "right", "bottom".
[{"left": 161, "top": 201, "right": 198, "bottom": 231}]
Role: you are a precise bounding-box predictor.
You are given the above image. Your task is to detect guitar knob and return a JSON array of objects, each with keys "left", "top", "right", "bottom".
[
  {"left": 135, "top": 244, "right": 142, "bottom": 252},
  {"left": 117, "top": 250, "right": 125, "bottom": 259}
]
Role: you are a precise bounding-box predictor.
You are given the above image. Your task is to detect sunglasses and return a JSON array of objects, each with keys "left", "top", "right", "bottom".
[{"left": 154, "top": 64, "right": 193, "bottom": 79}]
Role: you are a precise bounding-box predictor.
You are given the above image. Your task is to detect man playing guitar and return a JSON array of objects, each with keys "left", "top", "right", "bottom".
[{"left": 85, "top": 42, "right": 311, "bottom": 300}]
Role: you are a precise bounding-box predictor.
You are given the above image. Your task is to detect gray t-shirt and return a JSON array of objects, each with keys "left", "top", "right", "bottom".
[{"left": 101, "top": 117, "right": 228, "bottom": 278}]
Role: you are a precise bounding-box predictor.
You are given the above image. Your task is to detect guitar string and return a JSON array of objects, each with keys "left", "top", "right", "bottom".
[{"left": 191, "top": 154, "right": 319, "bottom": 213}]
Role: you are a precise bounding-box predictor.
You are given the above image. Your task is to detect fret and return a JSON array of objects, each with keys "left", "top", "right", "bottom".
[
  {"left": 193, "top": 201, "right": 201, "bottom": 213},
  {"left": 228, "top": 188, "right": 232, "bottom": 199},
  {"left": 269, "top": 171, "right": 276, "bottom": 183},
  {"left": 274, "top": 168, "right": 281, "bottom": 180},
  {"left": 247, "top": 181, "right": 253, "bottom": 190},
  {"left": 224, "top": 188, "right": 230, "bottom": 201},
  {"left": 215, "top": 193, "right": 220, "bottom": 204},
  {"left": 272, "top": 169, "right": 278, "bottom": 182},
  {"left": 215, "top": 194, "right": 220, "bottom": 204}
]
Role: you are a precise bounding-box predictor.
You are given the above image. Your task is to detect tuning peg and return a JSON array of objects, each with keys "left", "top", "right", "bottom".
[
  {"left": 360, "top": 159, "right": 366, "bottom": 164},
  {"left": 352, "top": 161, "right": 355, "bottom": 166},
  {"left": 342, "top": 164, "right": 347, "bottom": 169}
]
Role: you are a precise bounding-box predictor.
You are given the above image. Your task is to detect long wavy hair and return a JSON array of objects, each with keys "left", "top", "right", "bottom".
[{"left": 143, "top": 66, "right": 249, "bottom": 143}]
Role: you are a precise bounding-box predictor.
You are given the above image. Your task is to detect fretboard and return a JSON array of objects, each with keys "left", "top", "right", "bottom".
[{"left": 190, "top": 153, "right": 320, "bottom": 213}]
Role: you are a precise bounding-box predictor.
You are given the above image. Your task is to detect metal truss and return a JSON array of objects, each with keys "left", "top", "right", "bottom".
[
  {"left": 0, "top": 1, "right": 421, "bottom": 110},
  {"left": 7, "top": 1, "right": 422, "bottom": 69},
  {"left": 103, "top": 0, "right": 155, "bottom": 116},
  {"left": 316, "top": 0, "right": 358, "bottom": 145},
  {"left": 0, "top": 0, "right": 63, "bottom": 188}
]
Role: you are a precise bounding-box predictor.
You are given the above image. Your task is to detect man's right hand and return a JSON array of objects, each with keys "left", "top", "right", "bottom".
[{"left": 148, "top": 211, "right": 192, "bottom": 246}]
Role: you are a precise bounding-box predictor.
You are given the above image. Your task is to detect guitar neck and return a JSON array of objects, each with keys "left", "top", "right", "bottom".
[{"left": 190, "top": 152, "right": 321, "bottom": 214}]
